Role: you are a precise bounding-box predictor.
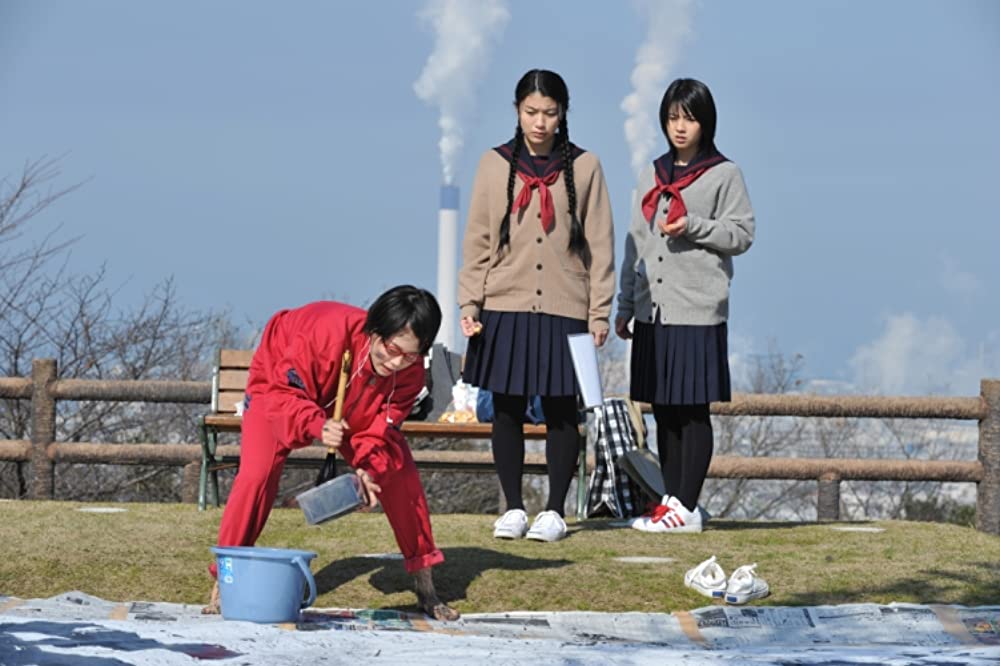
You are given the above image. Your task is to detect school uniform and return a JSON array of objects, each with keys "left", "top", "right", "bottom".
[
  {"left": 618, "top": 150, "right": 755, "bottom": 405},
  {"left": 618, "top": 148, "right": 754, "bottom": 520},
  {"left": 215, "top": 301, "right": 443, "bottom": 574},
  {"left": 459, "top": 139, "right": 615, "bottom": 396},
  {"left": 457, "top": 136, "right": 615, "bottom": 520}
]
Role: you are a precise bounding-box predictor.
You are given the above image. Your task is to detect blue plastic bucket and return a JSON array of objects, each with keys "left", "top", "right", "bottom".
[{"left": 211, "top": 546, "right": 317, "bottom": 623}]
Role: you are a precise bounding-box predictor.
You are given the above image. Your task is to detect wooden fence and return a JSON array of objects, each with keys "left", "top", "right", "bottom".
[{"left": 0, "top": 358, "right": 997, "bottom": 534}]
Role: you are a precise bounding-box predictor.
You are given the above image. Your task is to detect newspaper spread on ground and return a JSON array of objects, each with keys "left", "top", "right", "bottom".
[{"left": 0, "top": 592, "right": 997, "bottom": 665}]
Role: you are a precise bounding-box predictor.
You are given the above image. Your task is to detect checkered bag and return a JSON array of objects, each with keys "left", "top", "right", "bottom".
[{"left": 585, "top": 398, "right": 646, "bottom": 518}]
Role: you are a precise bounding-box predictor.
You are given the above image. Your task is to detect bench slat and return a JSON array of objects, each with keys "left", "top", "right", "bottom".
[
  {"left": 204, "top": 414, "right": 242, "bottom": 429},
  {"left": 219, "top": 370, "right": 249, "bottom": 391},
  {"left": 220, "top": 349, "right": 254, "bottom": 368},
  {"left": 217, "top": 390, "right": 245, "bottom": 414},
  {"left": 204, "top": 414, "right": 549, "bottom": 440},
  {"left": 401, "top": 421, "right": 547, "bottom": 438}
]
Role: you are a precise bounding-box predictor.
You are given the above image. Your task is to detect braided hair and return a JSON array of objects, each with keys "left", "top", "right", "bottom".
[
  {"left": 498, "top": 69, "right": 590, "bottom": 267},
  {"left": 559, "top": 114, "right": 590, "bottom": 268},
  {"left": 498, "top": 125, "right": 523, "bottom": 252}
]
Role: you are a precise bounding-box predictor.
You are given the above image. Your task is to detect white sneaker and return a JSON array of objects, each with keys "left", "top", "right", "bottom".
[
  {"left": 631, "top": 496, "right": 703, "bottom": 533},
  {"left": 629, "top": 495, "right": 670, "bottom": 529},
  {"left": 525, "top": 510, "right": 567, "bottom": 542},
  {"left": 684, "top": 556, "right": 727, "bottom": 599},
  {"left": 630, "top": 497, "right": 711, "bottom": 527},
  {"left": 724, "top": 564, "right": 770, "bottom": 605},
  {"left": 493, "top": 509, "right": 529, "bottom": 539}
]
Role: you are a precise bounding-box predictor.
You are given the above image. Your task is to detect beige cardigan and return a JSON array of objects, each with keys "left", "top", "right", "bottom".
[{"left": 458, "top": 148, "right": 615, "bottom": 335}]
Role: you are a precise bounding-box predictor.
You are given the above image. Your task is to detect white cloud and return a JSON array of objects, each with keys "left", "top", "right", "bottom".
[{"left": 849, "top": 313, "right": 999, "bottom": 395}]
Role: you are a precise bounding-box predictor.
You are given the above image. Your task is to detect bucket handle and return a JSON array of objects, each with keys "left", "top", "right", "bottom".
[{"left": 293, "top": 555, "right": 317, "bottom": 610}]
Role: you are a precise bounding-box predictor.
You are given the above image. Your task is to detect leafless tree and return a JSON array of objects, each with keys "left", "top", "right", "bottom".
[
  {"left": 0, "top": 157, "right": 243, "bottom": 501},
  {"left": 700, "top": 346, "right": 817, "bottom": 520},
  {"left": 701, "top": 345, "right": 976, "bottom": 524},
  {"left": 828, "top": 416, "right": 976, "bottom": 525}
]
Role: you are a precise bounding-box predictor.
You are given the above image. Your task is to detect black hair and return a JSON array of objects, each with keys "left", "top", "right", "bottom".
[
  {"left": 363, "top": 285, "right": 441, "bottom": 354},
  {"left": 499, "top": 69, "right": 589, "bottom": 267},
  {"left": 658, "top": 78, "right": 718, "bottom": 155}
]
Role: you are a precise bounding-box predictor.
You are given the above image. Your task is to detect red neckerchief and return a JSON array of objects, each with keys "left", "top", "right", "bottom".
[
  {"left": 640, "top": 151, "right": 726, "bottom": 233},
  {"left": 513, "top": 170, "right": 559, "bottom": 233},
  {"left": 493, "top": 138, "right": 585, "bottom": 234}
]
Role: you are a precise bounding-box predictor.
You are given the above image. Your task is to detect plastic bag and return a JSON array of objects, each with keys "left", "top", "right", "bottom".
[{"left": 437, "top": 379, "right": 479, "bottom": 423}]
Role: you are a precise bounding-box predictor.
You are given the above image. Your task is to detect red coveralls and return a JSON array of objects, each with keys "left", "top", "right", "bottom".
[{"left": 214, "top": 301, "right": 444, "bottom": 574}]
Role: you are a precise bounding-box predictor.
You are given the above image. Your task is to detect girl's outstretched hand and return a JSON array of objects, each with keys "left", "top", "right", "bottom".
[{"left": 460, "top": 316, "right": 483, "bottom": 337}]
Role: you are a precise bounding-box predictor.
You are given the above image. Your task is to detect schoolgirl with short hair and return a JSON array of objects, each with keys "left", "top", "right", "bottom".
[{"left": 617, "top": 78, "right": 755, "bottom": 534}]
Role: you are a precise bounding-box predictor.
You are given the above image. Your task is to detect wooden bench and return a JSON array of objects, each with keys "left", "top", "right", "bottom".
[{"left": 199, "top": 349, "right": 590, "bottom": 514}]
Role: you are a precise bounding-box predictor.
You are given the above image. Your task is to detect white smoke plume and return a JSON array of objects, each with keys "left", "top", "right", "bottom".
[
  {"left": 621, "top": 0, "right": 695, "bottom": 177},
  {"left": 414, "top": 0, "right": 510, "bottom": 184}
]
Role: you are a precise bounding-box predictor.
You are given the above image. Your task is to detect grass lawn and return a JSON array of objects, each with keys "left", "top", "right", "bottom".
[{"left": 1, "top": 501, "right": 997, "bottom": 615}]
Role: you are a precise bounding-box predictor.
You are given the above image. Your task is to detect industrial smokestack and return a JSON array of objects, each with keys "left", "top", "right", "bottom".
[{"left": 436, "top": 184, "right": 459, "bottom": 349}]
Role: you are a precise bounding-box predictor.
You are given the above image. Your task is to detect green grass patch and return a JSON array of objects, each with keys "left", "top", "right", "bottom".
[{"left": 1, "top": 501, "right": 997, "bottom": 614}]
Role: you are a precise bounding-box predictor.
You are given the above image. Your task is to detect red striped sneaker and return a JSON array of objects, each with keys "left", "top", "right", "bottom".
[
  {"left": 631, "top": 496, "right": 703, "bottom": 533},
  {"left": 628, "top": 497, "right": 670, "bottom": 529}
]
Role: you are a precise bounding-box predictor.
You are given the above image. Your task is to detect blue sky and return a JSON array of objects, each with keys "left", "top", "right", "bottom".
[{"left": 2, "top": 0, "right": 998, "bottom": 395}]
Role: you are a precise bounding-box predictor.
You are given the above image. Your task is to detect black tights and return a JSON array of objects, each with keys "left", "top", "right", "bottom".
[
  {"left": 652, "top": 404, "right": 713, "bottom": 512},
  {"left": 491, "top": 393, "right": 579, "bottom": 517}
]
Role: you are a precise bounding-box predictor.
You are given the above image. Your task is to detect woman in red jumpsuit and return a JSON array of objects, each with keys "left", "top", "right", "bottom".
[{"left": 208, "top": 285, "right": 458, "bottom": 620}]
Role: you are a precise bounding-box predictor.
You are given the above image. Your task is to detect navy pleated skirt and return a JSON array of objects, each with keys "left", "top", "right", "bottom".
[
  {"left": 630, "top": 321, "right": 731, "bottom": 405},
  {"left": 462, "top": 310, "right": 588, "bottom": 397}
]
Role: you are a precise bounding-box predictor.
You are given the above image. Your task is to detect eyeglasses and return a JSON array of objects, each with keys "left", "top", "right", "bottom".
[{"left": 382, "top": 338, "right": 423, "bottom": 364}]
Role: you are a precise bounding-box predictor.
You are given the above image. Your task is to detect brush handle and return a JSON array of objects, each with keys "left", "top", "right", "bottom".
[{"left": 328, "top": 349, "right": 352, "bottom": 452}]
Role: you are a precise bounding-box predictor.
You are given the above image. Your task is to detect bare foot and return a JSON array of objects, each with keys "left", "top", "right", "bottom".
[
  {"left": 417, "top": 594, "right": 460, "bottom": 621},
  {"left": 201, "top": 581, "right": 220, "bottom": 615},
  {"left": 413, "top": 567, "right": 460, "bottom": 621}
]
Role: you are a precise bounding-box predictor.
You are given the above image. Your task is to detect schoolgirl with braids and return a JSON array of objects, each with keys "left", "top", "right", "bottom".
[
  {"left": 617, "top": 78, "right": 755, "bottom": 535},
  {"left": 458, "top": 69, "right": 615, "bottom": 542}
]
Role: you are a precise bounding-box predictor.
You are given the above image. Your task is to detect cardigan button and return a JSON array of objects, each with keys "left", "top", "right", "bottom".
[
  {"left": 536, "top": 289, "right": 542, "bottom": 296},
  {"left": 536, "top": 212, "right": 541, "bottom": 219},
  {"left": 658, "top": 256, "right": 663, "bottom": 261},
  {"left": 536, "top": 237, "right": 543, "bottom": 243},
  {"left": 657, "top": 278, "right": 663, "bottom": 284},
  {"left": 536, "top": 263, "right": 542, "bottom": 270}
]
